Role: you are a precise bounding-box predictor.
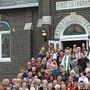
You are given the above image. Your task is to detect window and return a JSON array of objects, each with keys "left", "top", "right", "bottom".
[
  {"left": 63, "top": 24, "right": 86, "bottom": 35},
  {"left": 0, "top": 21, "right": 11, "bottom": 62}
]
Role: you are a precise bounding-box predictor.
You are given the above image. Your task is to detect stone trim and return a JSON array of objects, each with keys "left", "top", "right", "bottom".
[
  {"left": 42, "top": 16, "right": 51, "bottom": 25},
  {"left": 24, "top": 23, "right": 32, "bottom": 30},
  {"left": 37, "top": 19, "right": 42, "bottom": 27},
  {"left": 37, "top": 16, "right": 51, "bottom": 27},
  {"left": 54, "top": 12, "right": 90, "bottom": 39}
]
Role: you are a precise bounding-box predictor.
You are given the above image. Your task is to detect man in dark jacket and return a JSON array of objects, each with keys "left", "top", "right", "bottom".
[{"left": 78, "top": 52, "right": 89, "bottom": 71}]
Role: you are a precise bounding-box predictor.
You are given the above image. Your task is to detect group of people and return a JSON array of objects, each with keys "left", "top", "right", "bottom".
[{"left": 0, "top": 43, "right": 90, "bottom": 90}]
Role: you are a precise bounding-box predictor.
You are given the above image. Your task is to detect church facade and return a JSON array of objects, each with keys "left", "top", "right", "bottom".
[{"left": 0, "top": 0, "right": 90, "bottom": 79}]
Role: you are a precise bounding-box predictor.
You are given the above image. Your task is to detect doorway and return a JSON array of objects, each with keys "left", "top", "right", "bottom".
[{"left": 62, "top": 40, "right": 86, "bottom": 50}]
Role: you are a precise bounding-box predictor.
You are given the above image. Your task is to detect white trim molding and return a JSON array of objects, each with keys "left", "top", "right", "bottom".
[
  {"left": 0, "top": 3, "right": 38, "bottom": 10},
  {"left": 60, "top": 35, "right": 88, "bottom": 41},
  {"left": 54, "top": 12, "right": 90, "bottom": 41}
]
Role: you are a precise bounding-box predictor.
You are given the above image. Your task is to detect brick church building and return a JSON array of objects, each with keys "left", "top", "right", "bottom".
[{"left": 0, "top": 0, "right": 90, "bottom": 79}]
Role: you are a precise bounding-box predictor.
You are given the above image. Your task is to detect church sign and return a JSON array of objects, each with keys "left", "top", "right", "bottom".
[{"left": 56, "top": 0, "right": 90, "bottom": 10}]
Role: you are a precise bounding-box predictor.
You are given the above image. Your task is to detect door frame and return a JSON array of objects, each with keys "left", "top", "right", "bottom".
[
  {"left": 48, "top": 40, "right": 60, "bottom": 51},
  {"left": 60, "top": 35, "right": 89, "bottom": 50}
]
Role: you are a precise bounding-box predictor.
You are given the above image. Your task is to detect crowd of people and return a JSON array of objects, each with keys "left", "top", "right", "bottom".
[{"left": 0, "top": 43, "right": 90, "bottom": 90}]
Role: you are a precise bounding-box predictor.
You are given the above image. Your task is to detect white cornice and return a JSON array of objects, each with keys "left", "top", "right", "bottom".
[{"left": 0, "top": 3, "right": 38, "bottom": 10}]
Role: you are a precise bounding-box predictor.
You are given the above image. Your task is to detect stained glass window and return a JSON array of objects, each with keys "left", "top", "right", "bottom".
[{"left": 63, "top": 24, "right": 86, "bottom": 35}]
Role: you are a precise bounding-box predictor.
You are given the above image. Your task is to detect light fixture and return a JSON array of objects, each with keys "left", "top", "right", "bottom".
[{"left": 42, "top": 29, "right": 47, "bottom": 42}]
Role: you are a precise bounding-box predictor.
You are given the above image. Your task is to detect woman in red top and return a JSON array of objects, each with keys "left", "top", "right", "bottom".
[
  {"left": 67, "top": 81, "right": 75, "bottom": 90},
  {"left": 67, "top": 76, "right": 75, "bottom": 90}
]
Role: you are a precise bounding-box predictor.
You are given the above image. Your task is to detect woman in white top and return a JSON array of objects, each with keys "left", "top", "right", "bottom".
[{"left": 78, "top": 72, "right": 89, "bottom": 89}]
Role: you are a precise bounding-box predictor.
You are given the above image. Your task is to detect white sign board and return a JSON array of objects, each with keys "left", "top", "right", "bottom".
[{"left": 56, "top": 0, "right": 90, "bottom": 10}]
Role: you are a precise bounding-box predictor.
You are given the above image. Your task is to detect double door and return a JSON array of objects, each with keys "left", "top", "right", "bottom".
[{"left": 48, "top": 40, "right": 88, "bottom": 51}]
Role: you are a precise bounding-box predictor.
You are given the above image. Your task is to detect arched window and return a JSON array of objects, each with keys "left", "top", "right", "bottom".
[
  {"left": 0, "top": 21, "right": 11, "bottom": 62},
  {"left": 63, "top": 24, "right": 86, "bottom": 35}
]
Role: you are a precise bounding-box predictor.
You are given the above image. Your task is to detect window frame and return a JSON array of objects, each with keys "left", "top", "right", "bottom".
[
  {"left": 0, "top": 21, "right": 11, "bottom": 62},
  {"left": 63, "top": 24, "right": 86, "bottom": 35}
]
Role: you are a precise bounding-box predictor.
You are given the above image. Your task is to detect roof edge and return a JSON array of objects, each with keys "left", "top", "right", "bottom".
[{"left": 0, "top": 3, "right": 38, "bottom": 10}]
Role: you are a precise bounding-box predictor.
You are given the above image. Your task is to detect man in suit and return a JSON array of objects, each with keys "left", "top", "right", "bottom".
[{"left": 35, "top": 79, "right": 43, "bottom": 90}]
